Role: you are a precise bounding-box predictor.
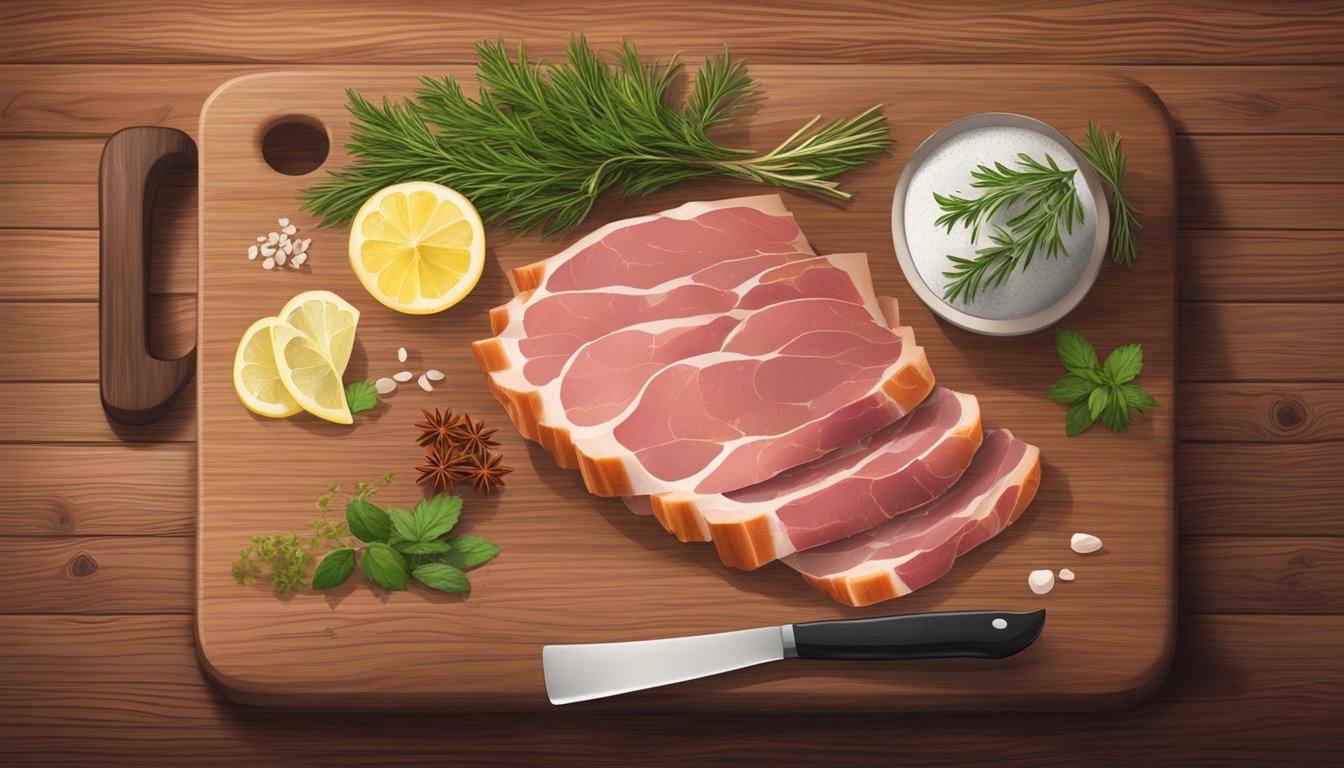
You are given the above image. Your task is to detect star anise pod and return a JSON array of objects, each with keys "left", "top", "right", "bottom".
[
  {"left": 414, "top": 408, "right": 465, "bottom": 451},
  {"left": 414, "top": 445, "right": 467, "bottom": 494},
  {"left": 460, "top": 450, "right": 512, "bottom": 495},
  {"left": 450, "top": 414, "right": 500, "bottom": 459}
]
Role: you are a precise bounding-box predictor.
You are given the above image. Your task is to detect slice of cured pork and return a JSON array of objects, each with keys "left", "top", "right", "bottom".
[
  {"left": 783, "top": 429, "right": 1041, "bottom": 607},
  {"left": 474, "top": 195, "right": 815, "bottom": 442},
  {"left": 649, "top": 387, "right": 983, "bottom": 571}
]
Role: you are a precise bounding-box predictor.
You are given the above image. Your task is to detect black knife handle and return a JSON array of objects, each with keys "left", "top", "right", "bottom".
[{"left": 789, "top": 609, "right": 1045, "bottom": 661}]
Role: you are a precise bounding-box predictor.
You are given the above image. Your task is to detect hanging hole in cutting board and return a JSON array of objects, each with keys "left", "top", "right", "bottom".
[{"left": 260, "top": 115, "right": 329, "bottom": 176}]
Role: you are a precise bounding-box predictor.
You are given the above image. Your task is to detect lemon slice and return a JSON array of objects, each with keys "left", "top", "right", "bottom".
[
  {"left": 232, "top": 316, "right": 301, "bottom": 418},
  {"left": 348, "top": 181, "right": 485, "bottom": 314},
  {"left": 277, "top": 290, "right": 360, "bottom": 376},
  {"left": 271, "top": 291, "right": 361, "bottom": 425}
]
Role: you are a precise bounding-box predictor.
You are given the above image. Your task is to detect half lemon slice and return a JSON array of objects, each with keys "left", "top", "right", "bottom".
[
  {"left": 271, "top": 291, "right": 360, "bottom": 425},
  {"left": 232, "top": 316, "right": 301, "bottom": 418},
  {"left": 348, "top": 181, "right": 485, "bottom": 314}
]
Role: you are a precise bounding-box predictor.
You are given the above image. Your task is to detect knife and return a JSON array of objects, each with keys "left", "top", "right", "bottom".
[{"left": 543, "top": 608, "right": 1045, "bottom": 705}]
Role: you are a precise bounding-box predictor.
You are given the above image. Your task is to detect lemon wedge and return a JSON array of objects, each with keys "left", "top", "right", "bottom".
[
  {"left": 232, "top": 316, "right": 301, "bottom": 418},
  {"left": 271, "top": 291, "right": 361, "bottom": 425},
  {"left": 348, "top": 181, "right": 485, "bottom": 314}
]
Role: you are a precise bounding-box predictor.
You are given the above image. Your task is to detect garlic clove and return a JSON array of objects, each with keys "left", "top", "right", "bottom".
[
  {"left": 1070, "top": 533, "right": 1103, "bottom": 554},
  {"left": 374, "top": 377, "right": 397, "bottom": 394},
  {"left": 392, "top": 370, "right": 414, "bottom": 383},
  {"left": 425, "top": 369, "right": 445, "bottom": 381},
  {"left": 417, "top": 374, "right": 433, "bottom": 392},
  {"left": 1028, "top": 569, "right": 1055, "bottom": 595},
  {"left": 277, "top": 217, "right": 290, "bottom": 228},
  {"left": 247, "top": 245, "right": 259, "bottom": 260},
  {"left": 262, "top": 257, "right": 276, "bottom": 270},
  {"left": 397, "top": 347, "right": 408, "bottom": 363},
  {"left": 1058, "top": 568, "right": 1076, "bottom": 582}
]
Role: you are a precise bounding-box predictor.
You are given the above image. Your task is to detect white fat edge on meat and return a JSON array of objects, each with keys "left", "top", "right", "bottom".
[
  {"left": 503, "top": 255, "right": 880, "bottom": 433},
  {"left": 507, "top": 194, "right": 808, "bottom": 293},
  {"left": 781, "top": 435, "right": 1038, "bottom": 588},
  {"left": 570, "top": 321, "right": 926, "bottom": 498}
]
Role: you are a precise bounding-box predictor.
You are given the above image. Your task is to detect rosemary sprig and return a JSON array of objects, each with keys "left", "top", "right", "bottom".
[
  {"left": 1076, "top": 120, "right": 1142, "bottom": 269},
  {"left": 300, "top": 37, "right": 892, "bottom": 235},
  {"left": 937, "top": 153, "right": 1084, "bottom": 303}
]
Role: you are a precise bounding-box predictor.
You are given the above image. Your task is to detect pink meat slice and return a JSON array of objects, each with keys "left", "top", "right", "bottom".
[
  {"left": 783, "top": 429, "right": 1042, "bottom": 607},
  {"left": 647, "top": 387, "right": 983, "bottom": 570},
  {"left": 569, "top": 293, "right": 934, "bottom": 497}
]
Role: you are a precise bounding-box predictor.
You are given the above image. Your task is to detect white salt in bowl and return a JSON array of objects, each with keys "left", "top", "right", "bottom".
[{"left": 891, "top": 113, "right": 1109, "bottom": 336}]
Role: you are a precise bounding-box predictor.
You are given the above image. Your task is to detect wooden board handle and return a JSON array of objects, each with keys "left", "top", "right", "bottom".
[{"left": 99, "top": 126, "right": 197, "bottom": 426}]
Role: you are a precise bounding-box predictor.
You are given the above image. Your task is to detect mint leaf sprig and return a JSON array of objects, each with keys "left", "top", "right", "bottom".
[
  {"left": 1048, "top": 328, "right": 1158, "bottom": 436},
  {"left": 314, "top": 493, "right": 500, "bottom": 594},
  {"left": 344, "top": 380, "right": 380, "bottom": 415}
]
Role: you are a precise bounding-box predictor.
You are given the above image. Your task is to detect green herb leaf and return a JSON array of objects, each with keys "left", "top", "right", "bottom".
[
  {"left": 1100, "top": 391, "right": 1133, "bottom": 433},
  {"left": 385, "top": 507, "right": 418, "bottom": 543},
  {"left": 361, "top": 542, "right": 409, "bottom": 591},
  {"left": 1102, "top": 343, "right": 1144, "bottom": 384},
  {"left": 1121, "top": 383, "right": 1159, "bottom": 412},
  {"left": 1047, "top": 374, "right": 1097, "bottom": 405},
  {"left": 312, "top": 547, "right": 356, "bottom": 590},
  {"left": 346, "top": 498, "right": 391, "bottom": 544},
  {"left": 1087, "top": 386, "right": 1111, "bottom": 420},
  {"left": 411, "top": 494, "right": 463, "bottom": 541},
  {"left": 411, "top": 562, "right": 470, "bottom": 593},
  {"left": 439, "top": 535, "right": 502, "bottom": 569},
  {"left": 1055, "top": 328, "right": 1099, "bottom": 372},
  {"left": 396, "top": 539, "right": 454, "bottom": 556},
  {"left": 1065, "top": 399, "right": 1096, "bottom": 436},
  {"left": 344, "top": 380, "right": 379, "bottom": 414}
]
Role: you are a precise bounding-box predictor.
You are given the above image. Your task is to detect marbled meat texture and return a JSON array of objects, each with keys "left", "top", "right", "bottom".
[
  {"left": 473, "top": 196, "right": 935, "bottom": 500},
  {"left": 649, "top": 387, "right": 984, "bottom": 571},
  {"left": 783, "top": 429, "right": 1042, "bottom": 607}
]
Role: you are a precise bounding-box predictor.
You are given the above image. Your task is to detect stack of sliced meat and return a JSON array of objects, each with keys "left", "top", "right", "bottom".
[{"left": 473, "top": 196, "right": 1041, "bottom": 607}]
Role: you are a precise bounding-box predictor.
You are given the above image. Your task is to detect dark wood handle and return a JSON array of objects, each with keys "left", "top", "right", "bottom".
[{"left": 99, "top": 126, "right": 197, "bottom": 426}]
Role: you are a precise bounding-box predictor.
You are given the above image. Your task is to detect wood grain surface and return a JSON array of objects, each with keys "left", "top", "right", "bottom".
[
  {"left": 192, "top": 68, "right": 1175, "bottom": 711},
  {"left": 0, "top": 0, "right": 1341, "bottom": 763}
]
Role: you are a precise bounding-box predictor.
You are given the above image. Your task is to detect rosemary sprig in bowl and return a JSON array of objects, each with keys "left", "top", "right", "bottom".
[
  {"left": 300, "top": 37, "right": 892, "bottom": 235},
  {"left": 936, "top": 153, "right": 1084, "bottom": 304}
]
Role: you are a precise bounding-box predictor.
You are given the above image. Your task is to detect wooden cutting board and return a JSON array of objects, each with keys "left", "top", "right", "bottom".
[{"left": 195, "top": 67, "right": 1175, "bottom": 711}]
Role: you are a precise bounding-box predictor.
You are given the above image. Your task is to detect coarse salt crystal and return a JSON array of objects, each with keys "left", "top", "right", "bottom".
[
  {"left": 375, "top": 377, "right": 396, "bottom": 394},
  {"left": 1028, "top": 569, "right": 1055, "bottom": 595},
  {"left": 417, "top": 374, "right": 433, "bottom": 392},
  {"left": 1058, "top": 568, "right": 1076, "bottom": 582},
  {"left": 397, "top": 347, "right": 408, "bottom": 363},
  {"left": 393, "top": 370, "right": 414, "bottom": 383},
  {"left": 1070, "top": 533, "right": 1103, "bottom": 554},
  {"left": 425, "top": 369, "right": 444, "bottom": 381}
]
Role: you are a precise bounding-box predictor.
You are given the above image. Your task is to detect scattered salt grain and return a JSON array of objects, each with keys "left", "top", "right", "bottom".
[
  {"left": 281, "top": 224, "right": 297, "bottom": 236},
  {"left": 291, "top": 253, "right": 306, "bottom": 268},
  {"left": 262, "top": 257, "right": 276, "bottom": 270},
  {"left": 393, "top": 370, "right": 414, "bottom": 383},
  {"left": 277, "top": 217, "right": 290, "bottom": 228},
  {"left": 1058, "top": 568, "right": 1076, "bottom": 582},
  {"left": 247, "top": 245, "right": 259, "bottom": 260},
  {"left": 1028, "top": 570, "right": 1055, "bottom": 595},
  {"left": 397, "top": 347, "right": 408, "bottom": 363},
  {"left": 375, "top": 377, "right": 397, "bottom": 394},
  {"left": 1070, "top": 533, "right": 1103, "bottom": 554},
  {"left": 244, "top": 218, "right": 313, "bottom": 271},
  {"left": 425, "top": 369, "right": 444, "bottom": 381},
  {"left": 417, "top": 374, "right": 433, "bottom": 392},
  {"left": 267, "top": 232, "right": 279, "bottom": 244}
]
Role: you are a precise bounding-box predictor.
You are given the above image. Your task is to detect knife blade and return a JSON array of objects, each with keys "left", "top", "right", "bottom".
[{"left": 543, "top": 608, "right": 1045, "bottom": 705}]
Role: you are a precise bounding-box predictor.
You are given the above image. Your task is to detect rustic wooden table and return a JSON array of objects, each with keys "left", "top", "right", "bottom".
[{"left": 1, "top": 1, "right": 1340, "bottom": 764}]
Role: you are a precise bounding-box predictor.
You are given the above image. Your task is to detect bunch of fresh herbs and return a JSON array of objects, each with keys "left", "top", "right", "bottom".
[
  {"left": 1048, "top": 328, "right": 1158, "bottom": 436},
  {"left": 299, "top": 36, "right": 892, "bottom": 235}
]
